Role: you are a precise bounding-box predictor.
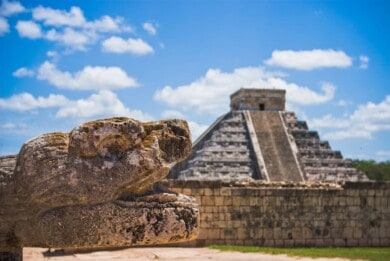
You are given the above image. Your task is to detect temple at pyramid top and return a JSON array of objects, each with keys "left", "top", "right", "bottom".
[
  {"left": 169, "top": 88, "right": 368, "bottom": 182},
  {"left": 230, "top": 88, "right": 285, "bottom": 111}
]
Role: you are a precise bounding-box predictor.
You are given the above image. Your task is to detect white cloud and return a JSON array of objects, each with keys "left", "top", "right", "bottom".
[
  {"left": 15, "top": 21, "right": 97, "bottom": 51},
  {"left": 13, "top": 5, "right": 132, "bottom": 52},
  {"left": 161, "top": 110, "right": 185, "bottom": 119},
  {"left": 309, "top": 114, "right": 350, "bottom": 129},
  {"left": 86, "top": 15, "right": 126, "bottom": 33},
  {"left": 32, "top": 5, "right": 129, "bottom": 33},
  {"left": 188, "top": 121, "right": 209, "bottom": 141},
  {"left": 143, "top": 22, "right": 157, "bottom": 35},
  {"left": 13, "top": 67, "right": 35, "bottom": 77},
  {"left": 32, "top": 6, "right": 86, "bottom": 27},
  {"left": 264, "top": 49, "right": 353, "bottom": 70},
  {"left": 46, "top": 50, "right": 57, "bottom": 57},
  {"left": 45, "top": 27, "right": 95, "bottom": 51},
  {"left": 154, "top": 66, "right": 335, "bottom": 115},
  {"left": 0, "top": 17, "right": 9, "bottom": 36},
  {"left": 0, "top": 92, "right": 69, "bottom": 111},
  {"left": 0, "top": 0, "right": 26, "bottom": 16},
  {"left": 15, "top": 20, "right": 42, "bottom": 39},
  {"left": 102, "top": 36, "right": 154, "bottom": 55},
  {"left": 309, "top": 96, "right": 390, "bottom": 140},
  {"left": 56, "top": 90, "right": 153, "bottom": 121},
  {"left": 268, "top": 80, "right": 335, "bottom": 105},
  {"left": 46, "top": 50, "right": 60, "bottom": 61},
  {"left": 359, "top": 55, "right": 369, "bottom": 69},
  {"left": 37, "top": 61, "right": 138, "bottom": 90},
  {"left": 0, "top": 91, "right": 153, "bottom": 122}
]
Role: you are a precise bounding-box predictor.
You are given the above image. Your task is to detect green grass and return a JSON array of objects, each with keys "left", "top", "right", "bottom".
[{"left": 210, "top": 245, "right": 390, "bottom": 261}]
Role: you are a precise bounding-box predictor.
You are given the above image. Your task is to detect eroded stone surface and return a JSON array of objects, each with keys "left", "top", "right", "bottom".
[
  {"left": 0, "top": 117, "right": 198, "bottom": 257},
  {"left": 36, "top": 194, "right": 198, "bottom": 248}
]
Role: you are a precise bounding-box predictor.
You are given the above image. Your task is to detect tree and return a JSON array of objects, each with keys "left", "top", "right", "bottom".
[{"left": 352, "top": 160, "right": 390, "bottom": 181}]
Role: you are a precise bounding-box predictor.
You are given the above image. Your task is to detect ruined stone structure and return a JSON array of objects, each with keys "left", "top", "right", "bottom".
[
  {"left": 0, "top": 117, "right": 199, "bottom": 260},
  {"left": 169, "top": 88, "right": 368, "bottom": 182},
  {"left": 164, "top": 180, "right": 389, "bottom": 247}
]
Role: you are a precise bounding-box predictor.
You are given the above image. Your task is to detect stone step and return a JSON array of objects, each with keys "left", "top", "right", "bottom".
[
  {"left": 250, "top": 111, "right": 303, "bottom": 182},
  {"left": 304, "top": 166, "right": 358, "bottom": 174},
  {"left": 299, "top": 149, "right": 342, "bottom": 159},
  {"left": 196, "top": 147, "right": 250, "bottom": 153},
  {"left": 301, "top": 158, "right": 354, "bottom": 168},
  {"left": 286, "top": 120, "right": 308, "bottom": 130},
  {"left": 189, "top": 157, "right": 252, "bottom": 164},
  {"left": 295, "top": 139, "right": 331, "bottom": 150},
  {"left": 291, "top": 130, "right": 319, "bottom": 139}
]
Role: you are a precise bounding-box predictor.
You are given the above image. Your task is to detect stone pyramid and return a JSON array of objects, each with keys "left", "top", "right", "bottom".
[{"left": 169, "top": 88, "right": 368, "bottom": 182}]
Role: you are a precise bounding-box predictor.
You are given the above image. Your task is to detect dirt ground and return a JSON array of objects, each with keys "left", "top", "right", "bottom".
[{"left": 23, "top": 247, "right": 354, "bottom": 261}]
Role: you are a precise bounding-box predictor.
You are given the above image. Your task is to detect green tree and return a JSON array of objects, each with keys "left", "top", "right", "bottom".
[{"left": 352, "top": 160, "right": 390, "bottom": 181}]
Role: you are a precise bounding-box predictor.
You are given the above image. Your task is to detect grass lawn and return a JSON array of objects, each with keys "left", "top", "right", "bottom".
[{"left": 210, "top": 245, "right": 390, "bottom": 261}]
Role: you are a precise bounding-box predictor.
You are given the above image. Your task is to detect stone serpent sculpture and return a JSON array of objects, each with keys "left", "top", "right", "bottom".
[{"left": 0, "top": 117, "right": 199, "bottom": 260}]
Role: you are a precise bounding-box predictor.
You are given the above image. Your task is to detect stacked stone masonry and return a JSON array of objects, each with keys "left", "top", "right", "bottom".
[
  {"left": 169, "top": 112, "right": 259, "bottom": 180},
  {"left": 282, "top": 112, "right": 368, "bottom": 182},
  {"left": 163, "top": 180, "right": 390, "bottom": 247}
]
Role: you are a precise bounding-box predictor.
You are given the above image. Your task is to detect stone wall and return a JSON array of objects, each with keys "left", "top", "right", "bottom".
[{"left": 163, "top": 180, "right": 390, "bottom": 247}]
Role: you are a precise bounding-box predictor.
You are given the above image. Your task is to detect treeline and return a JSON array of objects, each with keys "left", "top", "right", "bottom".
[{"left": 352, "top": 160, "right": 390, "bottom": 181}]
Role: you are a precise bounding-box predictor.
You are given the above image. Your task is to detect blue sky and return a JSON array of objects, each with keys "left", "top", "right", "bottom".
[{"left": 0, "top": 0, "right": 389, "bottom": 160}]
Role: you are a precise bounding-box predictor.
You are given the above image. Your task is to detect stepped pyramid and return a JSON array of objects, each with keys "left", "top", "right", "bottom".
[{"left": 169, "top": 88, "right": 368, "bottom": 182}]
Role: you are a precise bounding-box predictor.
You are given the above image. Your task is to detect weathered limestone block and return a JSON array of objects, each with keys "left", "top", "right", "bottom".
[{"left": 0, "top": 117, "right": 198, "bottom": 259}]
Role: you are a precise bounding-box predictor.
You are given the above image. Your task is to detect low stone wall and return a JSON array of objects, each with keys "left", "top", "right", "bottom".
[{"left": 163, "top": 180, "right": 390, "bottom": 247}]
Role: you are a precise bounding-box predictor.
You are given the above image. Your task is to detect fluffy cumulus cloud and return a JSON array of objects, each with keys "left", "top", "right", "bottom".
[
  {"left": 13, "top": 67, "right": 35, "bottom": 77},
  {"left": 0, "top": 92, "right": 69, "bottom": 111},
  {"left": 56, "top": 90, "right": 153, "bottom": 121},
  {"left": 32, "top": 6, "right": 86, "bottom": 27},
  {"left": 15, "top": 20, "right": 42, "bottom": 39},
  {"left": 6, "top": 5, "right": 130, "bottom": 51},
  {"left": 0, "top": 91, "right": 153, "bottom": 122},
  {"left": 15, "top": 20, "right": 95, "bottom": 50},
  {"left": 102, "top": 36, "right": 154, "bottom": 55},
  {"left": 4, "top": 4, "right": 140, "bottom": 52},
  {"left": 37, "top": 61, "right": 138, "bottom": 90},
  {"left": 143, "top": 22, "right": 157, "bottom": 35},
  {"left": 0, "top": 17, "right": 9, "bottom": 35},
  {"left": 154, "top": 66, "right": 335, "bottom": 115},
  {"left": 265, "top": 49, "right": 353, "bottom": 70},
  {"left": 32, "top": 5, "right": 127, "bottom": 33},
  {"left": 45, "top": 27, "right": 94, "bottom": 51},
  {"left": 266, "top": 79, "right": 335, "bottom": 105},
  {"left": 86, "top": 15, "right": 127, "bottom": 32},
  {"left": 0, "top": 0, "right": 26, "bottom": 16},
  {"left": 309, "top": 95, "right": 390, "bottom": 140}
]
